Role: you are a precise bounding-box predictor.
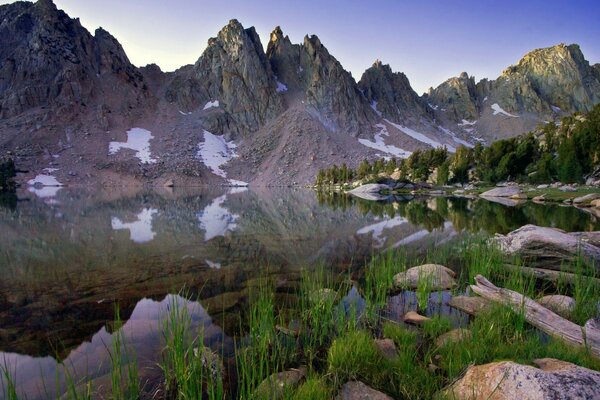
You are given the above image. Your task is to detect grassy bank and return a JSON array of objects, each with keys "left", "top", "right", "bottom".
[{"left": 2, "top": 237, "right": 599, "bottom": 399}]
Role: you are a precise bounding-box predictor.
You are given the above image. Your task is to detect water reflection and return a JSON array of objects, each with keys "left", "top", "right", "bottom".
[
  {"left": 1, "top": 294, "right": 232, "bottom": 400},
  {"left": 0, "top": 187, "right": 599, "bottom": 398}
]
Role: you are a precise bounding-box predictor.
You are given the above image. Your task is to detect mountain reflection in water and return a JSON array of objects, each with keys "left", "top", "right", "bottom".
[{"left": 0, "top": 187, "right": 598, "bottom": 398}]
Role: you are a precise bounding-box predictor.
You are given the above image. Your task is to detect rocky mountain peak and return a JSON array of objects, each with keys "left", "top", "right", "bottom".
[
  {"left": 425, "top": 71, "right": 480, "bottom": 122},
  {"left": 166, "top": 19, "right": 283, "bottom": 135},
  {"left": 494, "top": 43, "right": 600, "bottom": 114},
  {"left": 358, "top": 60, "right": 431, "bottom": 123}
]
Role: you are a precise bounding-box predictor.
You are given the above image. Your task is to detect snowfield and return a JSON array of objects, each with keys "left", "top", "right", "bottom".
[
  {"left": 385, "top": 119, "right": 446, "bottom": 150},
  {"left": 358, "top": 124, "right": 412, "bottom": 158},
  {"left": 203, "top": 100, "right": 219, "bottom": 110},
  {"left": 109, "top": 128, "right": 156, "bottom": 164},
  {"left": 276, "top": 79, "right": 288, "bottom": 92},
  {"left": 197, "top": 130, "right": 248, "bottom": 186},
  {"left": 111, "top": 208, "right": 158, "bottom": 243},
  {"left": 491, "top": 103, "right": 518, "bottom": 117},
  {"left": 370, "top": 100, "right": 383, "bottom": 116}
]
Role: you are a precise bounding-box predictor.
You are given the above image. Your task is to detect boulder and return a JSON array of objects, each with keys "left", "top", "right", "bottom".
[
  {"left": 254, "top": 367, "right": 306, "bottom": 399},
  {"left": 403, "top": 311, "right": 430, "bottom": 325},
  {"left": 336, "top": 381, "right": 393, "bottom": 400},
  {"left": 532, "top": 195, "right": 545, "bottom": 203},
  {"left": 493, "top": 225, "right": 600, "bottom": 270},
  {"left": 435, "top": 328, "right": 472, "bottom": 348},
  {"left": 348, "top": 184, "right": 391, "bottom": 201},
  {"left": 592, "top": 199, "right": 600, "bottom": 208},
  {"left": 536, "top": 184, "right": 549, "bottom": 189},
  {"left": 393, "top": 264, "right": 457, "bottom": 290},
  {"left": 374, "top": 338, "right": 398, "bottom": 360},
  {"left": 573, "top": 193, "right": 600, "bottom": 205},
  {"left": 509, "top": 192, "right": 528, "bottom": 200},
  {"left": 445, "top": 358, "right": 600, "bottom": 400},
  {"left": 537, "top": 295, "right": 576, "bottom": 319},
  {"left": 480, "top": 186, "right": 523, "bottom": 198},
  {"left": 559, "top": 185, "right": 577, "bottom": 192}
]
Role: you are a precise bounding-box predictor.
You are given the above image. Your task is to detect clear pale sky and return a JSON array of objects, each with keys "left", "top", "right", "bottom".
[{"left": 3, "top": 0, "right": 600, "bottom": 94}]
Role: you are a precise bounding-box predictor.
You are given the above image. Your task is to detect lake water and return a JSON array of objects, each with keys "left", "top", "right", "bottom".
[{"left": 1, "top": 187, "right": 599, "bottom": 399}]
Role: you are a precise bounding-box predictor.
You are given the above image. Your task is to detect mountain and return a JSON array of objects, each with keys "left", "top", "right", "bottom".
[
  {"left": 1, "top": 0, "right": 599, "bottom": 187},
  {"left": 426, "top": 44, "right": 600, "bottom": 142}
]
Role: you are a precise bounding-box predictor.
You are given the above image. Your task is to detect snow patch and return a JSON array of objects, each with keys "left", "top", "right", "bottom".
[
  {"left": 197, "top": 194, "right": 239, "bottom": 241},
  {"left": 357, "top": 216, "right": 407, "bottom": 247},
  {"left": 197, "top": 130, "right": 239, "bottom": 180},
  {"left": 458, "top": 119, "right": 476, "bottom": 126},
  {"left": 491, "top": 103, "right": 518, "bottom": 117},
  {"left": 111, "top": 208, "right": 158, "bottom": 243},
  {"left": 437, "top": 126, "right": 472, "bottom": 149},
  {"left": 179, "top": 110, "right": 192, "bottom": 116},
  {"left": 358, "top": 124, "right": 412, "bottom": 158},
  {"left": 205, "top": 260, "right": 221, "bottom": 269},
  {"left": 203, "top": 100, "right": 219, "bottom": 110},
  {"left": 551, "top": 105, "right": 561, "bottom": 113},
  {"left": 28, "top": 173, "right": 62, "bottom": 187},
  {"left": 109, "top": 128, "right": 156, "bottom": 164},
  {"left": 275, "top": 78, "right": 288, "bottom": 93},
  {"left": 427, "top": 103, "right": 439, "bottom": 110},
  {"left": 370, "top": 100, "right": 382, "bottom": 117},
  {"left": 483, "top": 96, "right": 488, "bottom": 102},
  {"left": 385, "top": 119, "right": 446, "bottom": 149}
]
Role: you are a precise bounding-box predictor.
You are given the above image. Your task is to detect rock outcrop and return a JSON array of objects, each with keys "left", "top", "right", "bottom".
[
  {"left": 358, "top": 60, "right": 432, "bottom": 123},
  {"left": 425, "top": 72, "right": 481, "bottom": 122},
  {"left": 166, "top": 19, "right": 284, "bottom": 136},
  {"left": 266, "top": 26, "right": 376, "bottom": 135},
  {"left": 445, "top": 358, "right": 600, "bottom": 400},
  {"left": 0, "top": 0, "right": 148, "bottom": 122}
]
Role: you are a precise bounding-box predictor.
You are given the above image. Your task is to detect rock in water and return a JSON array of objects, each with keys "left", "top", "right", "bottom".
[
  {"left": 348, "top": 184, "right": 391, "bottom": 201},
  {"left": 445, "top": 358, "right": 600, "bottom": 400},
  {"left": 336, "top": 381, "right": 393, "bottom": 400},
  {"left": 480, "top": 186, "right": 523, "bottom": 198},
  {"left": 573, "top": 193, "right": 600, "bottom": 205},
  {"left": 403, "top": 311, "right": 430, "bottom": 325},
  {"left": 537, "top": 295, "right": 576, "bottom": 319},
  {"left": 493, "top": 225, "right": 600, "bottom": 270},
  {"left": 393, "top": 264, "right": 457, "bottom": 290}
]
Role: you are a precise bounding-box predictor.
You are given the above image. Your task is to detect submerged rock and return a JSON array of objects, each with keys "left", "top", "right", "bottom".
[
  {"left": 537, "top": 295, "right": 576, "bottom": 319},
  {"left": 336, "top": 381, "right": 393, "bottom": 400},
  {"left": 393, "top": 264, "right": 457, "bottom": 290},
  {"left": 445, "top": 358, "right": 600, "bottom": 400},
  {"left": 493, "top": 225, "right": 600, "bottom": 270}
]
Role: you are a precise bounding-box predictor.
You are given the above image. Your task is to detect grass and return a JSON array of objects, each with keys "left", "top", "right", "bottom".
[{"left": 5, "top": 237, "right": 599, "bottom": 400}]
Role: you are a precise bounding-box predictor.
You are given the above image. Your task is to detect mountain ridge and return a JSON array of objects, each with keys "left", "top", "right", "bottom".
[{"left": 1, "top": 0, "right": 599, "bottom": 187}]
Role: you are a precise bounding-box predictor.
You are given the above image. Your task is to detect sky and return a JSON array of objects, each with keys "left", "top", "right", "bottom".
[{"left": 3, "top": 0, "right": 600, "bottom": 94}]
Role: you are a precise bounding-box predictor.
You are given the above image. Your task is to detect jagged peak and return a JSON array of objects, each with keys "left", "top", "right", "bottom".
[
  {"left": 459, "top": 71, "right": 470, "bottom": 79},
  {"left": 502, "top": 43, "right": 586, "bottom": 77},
  {"left": 36, "top": 0, "right": 57, "bottom": 11},
  {"left": 270, "top": 26, "right": 284, "bottom": 41}
]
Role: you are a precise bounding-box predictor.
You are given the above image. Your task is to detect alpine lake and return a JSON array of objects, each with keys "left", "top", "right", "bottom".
[{"left": 1, "top": 186, "right": 599, "bottom": 399}]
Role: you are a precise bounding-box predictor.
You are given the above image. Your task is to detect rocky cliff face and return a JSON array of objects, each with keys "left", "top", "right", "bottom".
[
  {"left": 166, "top": 19, "right": 284, "bottom": 136},
  {"left": 0, "top": 0, "right": 148, "bottom": 125},
  {"left": 494, "top": 44, "right": 600, "bottom": 114},
  {"left": 267, "top": 27, "right": 376, "bottom": 135},
  {"left": 425, "top": 72, "right": 481, "bottom": 122},
  {"left": 358, "top": 60, "right": 432, "bottom": 123}
]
